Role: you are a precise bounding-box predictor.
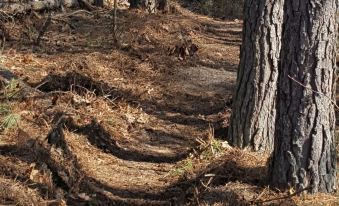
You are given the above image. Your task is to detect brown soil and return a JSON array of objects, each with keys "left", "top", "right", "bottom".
[{"left": 0, "top": 4, "right": 338, "bottom": 206}]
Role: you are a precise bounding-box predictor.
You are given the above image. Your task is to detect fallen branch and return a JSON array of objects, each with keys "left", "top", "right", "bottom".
[
  {"left": 54, "top": 9, "right": 93, "bottom": 18},
  {"left": 1, "top": 1, "right": 62, "bottom": 14},
  {"left": 0, "top": 0, "right": 96, "bottom": 14}
]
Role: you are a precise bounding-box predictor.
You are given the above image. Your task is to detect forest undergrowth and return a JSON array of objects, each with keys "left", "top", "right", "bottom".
[{"left": 0, "top": 3, "right": 338, "bottom": 205}]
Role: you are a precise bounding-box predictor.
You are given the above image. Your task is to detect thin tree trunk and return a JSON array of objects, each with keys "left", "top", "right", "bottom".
[
  {"left": 228, "top": 0, "right": 284, "bottom": 152},
  {"left": 113, "top": 0, "right": 117, "bottom": 42},
  {"left": 269, "top": 0, "right": 337, "bottom": 193},
  {"left": 1, "top": 0, "right": 62, "bottom": 13}
]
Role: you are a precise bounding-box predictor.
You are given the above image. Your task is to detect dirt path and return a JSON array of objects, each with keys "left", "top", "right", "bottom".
[
  {"left": 1, "top": 6, "right": 338, "bottom": 206},
  {"left": 62, "top": 12, "right": 242, "bottom": 204},
  {"left": 0, "top": 7, "right": 246, "bottom": 205}
]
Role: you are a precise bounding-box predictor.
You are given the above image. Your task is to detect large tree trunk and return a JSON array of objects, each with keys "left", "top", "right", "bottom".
[
  {"left": 228, "top": 0, "right": 284, "bottom": 152},
  {"left": 269, "top": 0, "right": 337, "bottom": 193}
]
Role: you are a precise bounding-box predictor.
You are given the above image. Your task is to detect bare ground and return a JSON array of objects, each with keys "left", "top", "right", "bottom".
[{"left": 0, "top": 4, "right": 338, "bottom": 206}]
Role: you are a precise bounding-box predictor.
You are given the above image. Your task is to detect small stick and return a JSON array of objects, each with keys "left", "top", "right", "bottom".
[
  {"left": 252, "top": 187, "right": 268, "bottom": 202},
  {"left": 252, "top": 187, "right": 310, "bottom": 204},
  {"left": 288, "top": 75, "right": 339, "bottom": 110}
]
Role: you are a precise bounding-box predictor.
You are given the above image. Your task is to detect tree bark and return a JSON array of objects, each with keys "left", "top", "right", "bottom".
[
  {"left": 269, "top": 0, "right": 337, "bottom": 193},
  {"left": 228, "top": 0, "right": 284, "bottom": 152},
  {"left": 158, "top": 0, "right": 169, "bottom": 12}
]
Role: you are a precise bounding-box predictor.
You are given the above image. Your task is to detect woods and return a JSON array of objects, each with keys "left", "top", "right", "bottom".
[{"left": 0, "top": 0, "right": 337, "bottom": 205}]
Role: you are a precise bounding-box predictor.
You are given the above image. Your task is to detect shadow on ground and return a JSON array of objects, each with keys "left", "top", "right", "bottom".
[
  {"left": 0, "top": 135, "right": 268, "bottom": 205},
  {"left": 33, "top": 70, "right": 230, "bottom": 124}
]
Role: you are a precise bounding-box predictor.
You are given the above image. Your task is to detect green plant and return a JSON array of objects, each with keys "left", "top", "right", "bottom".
[
  {"left": 4, "top": 79, "right": 20, "bottom": 99},
  {"left": 199, "top": 138, "right": 225, "bottom": 160},
  {"left": 211, "top": 139, "right": 223, "bottom": 154},
  {"left": 0, "top": 104, "right": 21, "bottom": 130},
  {"left": 0, "top": 104, "right": 10, "bottom": 115},
  {"left": 106, "top": 117, "right": 116, "bottom": 126},
  {"left": 170, "top": 159, "right": 194, "bottom": 176},
  {"left": 1, "top": 113, "right": 21, "bottom": 129}
]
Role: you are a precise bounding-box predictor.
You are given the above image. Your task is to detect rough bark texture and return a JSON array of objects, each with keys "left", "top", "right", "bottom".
[
  {"left": 269, "top": 0, "right": 337, "bottom": 193},
  {"left": 228, "top": 0, "right": 284, "bottom": 152}
]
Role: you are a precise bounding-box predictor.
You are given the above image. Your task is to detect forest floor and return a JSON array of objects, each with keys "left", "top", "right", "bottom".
[{"left": 0, "top": 4, "right": 338, "bottom": 206}]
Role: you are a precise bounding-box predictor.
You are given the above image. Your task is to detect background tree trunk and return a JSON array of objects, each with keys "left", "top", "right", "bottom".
[
  {"left": 158, "top": 0, "right": 169, "bottom": 12},
  {"left": 113, "top": 0, "right": 117, "bottom": 41},
  {"left": 129, "top": 0, "right": 140, "bottom": 8},
  {"left": 269, "top": 0, "right": 337, "bottom": 193},
  {"left": 228, "top": 0, "right": 284, "bottom": 152},
  {"left": 129, "top": 0, "right": 156, "bottom": 13}
]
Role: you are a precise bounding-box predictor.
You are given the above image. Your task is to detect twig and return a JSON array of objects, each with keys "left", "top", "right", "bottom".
[
  {"left": 200, "top": 176, "right": 214, "bottom": 191},
  {"left": 288, "top": 75, "right": 339, "bottom": 110},
  {"left": 194, "top": 186, "right": 201, "bottom": 206},
  {"left": 54, "top": 9, "right": 93, "bottom": 18},
  {"left": 252, "top": 187, "right": 310, "bottom": 204},
  {"left": 34, "top": 80, "right": 48, "bottom": 90},
  {"left": 252, "top": 187, "right": 268, "bottom": 202}
]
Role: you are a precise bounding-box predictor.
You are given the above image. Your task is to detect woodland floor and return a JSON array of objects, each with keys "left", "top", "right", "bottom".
[{"left": 0, "top": 4, "right": 338, "bottom": 206}]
